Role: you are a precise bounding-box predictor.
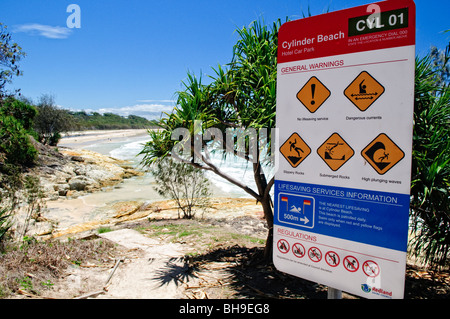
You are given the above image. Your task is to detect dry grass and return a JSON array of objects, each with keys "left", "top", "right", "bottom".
[
  {"left": 0, "top": 237, "right": 116, "bottom": 298},
  {"left": 1, "top": 216, "right": 449, "bottom": 299}
]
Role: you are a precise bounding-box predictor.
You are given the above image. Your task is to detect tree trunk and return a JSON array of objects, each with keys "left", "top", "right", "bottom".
[
  {"left": 253, "top": 162, "right": 274, "bottom": 264},
  {"left": 191, "top": 144, "right": 276, "bottom": 264},
  {"left": 260, "top": 194, "right": 274, "bottom": 262}
]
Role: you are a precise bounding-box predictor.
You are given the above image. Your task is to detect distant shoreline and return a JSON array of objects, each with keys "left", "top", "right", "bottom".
[{"left": 59, "top": 129, "right": 150, "bottom": 149}]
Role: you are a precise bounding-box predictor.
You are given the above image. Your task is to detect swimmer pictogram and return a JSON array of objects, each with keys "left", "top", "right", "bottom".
[{"left": 344, "top": 71, "right": 385, "bottom": 111}]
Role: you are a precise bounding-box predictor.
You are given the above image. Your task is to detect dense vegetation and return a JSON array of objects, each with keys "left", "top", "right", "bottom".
[
  {"left": 69, "top": 110, "right": 155, "bottom": 131},
  {"left": 410, "top": 43, "right": 450, "bottom": 267},
  {"left": 0, "top": 97, "right": 38, "bottom": 166},
  {"left": 0, "top": 95, "right": 155, "bottom": 149}
]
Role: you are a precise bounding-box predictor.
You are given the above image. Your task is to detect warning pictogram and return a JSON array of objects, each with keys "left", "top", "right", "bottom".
[
  {"left": 297, "top": 76, "right": 331, "bottom": 113},
  {"left": 363, "top": 260, "right": 380, "bottom": 278},
  {"left": 308, "top": 247, "right": 322, "bottom": 262},
  {"left": 344, "top": 71, "right": 385, "bottom": 111},
  {"left": 278, "top": 193, "right": 315, "bottom": 229},
  {"left": 317, "top": 133, "right": 354, "bottom": 171},
  {"left": 325, "top": 251, "right": 340, "bottom": 267},
  {"left": 361, "top": 133, "right": 405, "bottom": 175},
  {"left": 343, "top": 255, "right": 359, "bottom": 272},
  {"left": 292, "top": 243, "right": 306, "bottom": 258},
  {"left": 277, "top": 239, "right": 290, "bottom": 254},
  {"left": 280, "top": 133, "right": 311, "bottom": 168}
]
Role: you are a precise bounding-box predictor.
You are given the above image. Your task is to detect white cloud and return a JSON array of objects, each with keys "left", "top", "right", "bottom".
[
  {"left": 72, "top": 103, "right": 175, "bottom": 121},
  {"left": 13, "top": 24, "right": 72, "bottom": 39},
  {"left": 136, "top": 99, "right": 176, "bottom": 103}
]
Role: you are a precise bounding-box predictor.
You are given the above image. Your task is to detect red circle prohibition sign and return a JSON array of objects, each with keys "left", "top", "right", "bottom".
[
  {"left": 277, "top": 239, "right": 290, "bottom": 254},
  {"left": 325, "top": 251, "right": 340, "bottom": 267},
  {"left": 308, "top": 247, "right": 322, "bottom": 262},
  {"left": 363, "top": 260, "right": 380, "bottom": 277},
  {"left": 292, "top": 243, "right": 305, "bottom": 258},
  {"left": 343, "top": 255, "right": 359, "bottom": 272}
]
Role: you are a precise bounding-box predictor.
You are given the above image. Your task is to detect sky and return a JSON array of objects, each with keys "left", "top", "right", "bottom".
[{"left": 1, "top": 0, "right": 449, "bottom": 120}]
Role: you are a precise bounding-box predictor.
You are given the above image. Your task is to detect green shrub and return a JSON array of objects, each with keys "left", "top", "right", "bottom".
[
  {"left": 0, "top": 97, "right": 37, "bottom": 131},
  {"left": 151, "top": 158, "right": 211, "bottom": 219},
  {"left": 409, "top": 45, "right": 450, "bottom": 268},
  {"left": 33, "top": 95, "right": 73, "bottom": 146},
  {"left": 0, "top": 114, "right": 37, "bottom": 166}
]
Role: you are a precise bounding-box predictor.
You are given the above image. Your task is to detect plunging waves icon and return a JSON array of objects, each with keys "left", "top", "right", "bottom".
[{"left": 361, "top": 133, "right": 405, "bottom": 175}]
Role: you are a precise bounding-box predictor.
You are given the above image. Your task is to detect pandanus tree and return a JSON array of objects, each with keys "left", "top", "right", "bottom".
[
  {"left": 140, "top": 20, "right": 281, "bottom": 261},
  {"left": 409, "top": 42, "right": 450, "bottom": 268},
  {"left": 141, "top": 19, "right": 450, "bottom": 269}
]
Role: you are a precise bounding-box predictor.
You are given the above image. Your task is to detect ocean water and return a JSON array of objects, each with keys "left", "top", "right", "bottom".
[
  {"left": 61, "top": 132, "right": 269, "bottom": 199},
  {"left": 48, "top": 131, "right": 273, "bottom": 229}
]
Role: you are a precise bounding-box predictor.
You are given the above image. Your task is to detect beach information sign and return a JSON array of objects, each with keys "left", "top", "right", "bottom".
[{"left": 274, "top": 0, "right": 415, "bottom": 299}]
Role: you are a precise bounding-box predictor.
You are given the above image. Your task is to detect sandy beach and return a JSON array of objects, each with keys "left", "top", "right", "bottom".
[{"left": 59, "top": 129, "right": 150, "bottom": 149}]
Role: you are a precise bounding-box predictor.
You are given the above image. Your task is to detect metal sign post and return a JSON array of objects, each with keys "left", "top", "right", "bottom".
[
  {"left": 327, "top": 287, "right": 342, "bottom": 299},
  {"left": 274, "top": 0, "right": 415, "bottom": 299}
]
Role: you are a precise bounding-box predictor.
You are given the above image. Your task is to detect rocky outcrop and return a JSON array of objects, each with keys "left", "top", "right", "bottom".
[{"left": 27, "top": 143, "right": 142, "bottom": 200}]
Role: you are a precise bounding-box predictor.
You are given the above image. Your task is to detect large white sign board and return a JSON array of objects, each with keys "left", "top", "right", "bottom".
[{"left": 274, "top": 0, "right": 415, "bottom": 299}]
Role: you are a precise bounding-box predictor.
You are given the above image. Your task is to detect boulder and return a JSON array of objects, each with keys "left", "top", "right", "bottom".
[
  {"left": 54, "top": 183, "right": 70, "bottom": 196},
  {"left": 68, "top": 176, "right": 98, "bottom": 191},
  {"left": 71, "top": 155, "right": 84, "bottom": 162},
  {"left": 73, "top": 165, "right": 86, "bottom": 175}
]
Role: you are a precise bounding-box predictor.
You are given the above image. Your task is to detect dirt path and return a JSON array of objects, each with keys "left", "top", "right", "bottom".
[
  {"left": 36, "top": 198, "right": 268, "bottom": 299},
  {"left": 97, "top": 229, "right": 187, "bottom": 299}
]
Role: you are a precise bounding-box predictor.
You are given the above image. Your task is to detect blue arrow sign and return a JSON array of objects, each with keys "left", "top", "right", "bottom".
[{"left": 277, "top": 192, "right": 315, "bottom": 229}]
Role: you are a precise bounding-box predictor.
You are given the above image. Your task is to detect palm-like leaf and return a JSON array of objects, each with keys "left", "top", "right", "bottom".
[{"left": 410, "top": 50, "right": 450, "bottom": 268}]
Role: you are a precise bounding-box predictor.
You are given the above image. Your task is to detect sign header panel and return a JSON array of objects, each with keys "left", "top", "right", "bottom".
[
  {"left": 274, "top": 0, "right": 415, "bottom": 299},
  {"left": 277, "top": 0, "right": 415, "bottom": 63}
]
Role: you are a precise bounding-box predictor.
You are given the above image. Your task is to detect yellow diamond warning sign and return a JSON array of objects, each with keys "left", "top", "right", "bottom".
[
  {"left": 280, "top": 133, "right": 311, "bottom": 168},
  {"left": 362, "top": 133, "right": 405, "bottom": 175},
  {"left": 344, "top": 71, "right": 385, "bottom": 111},
  {"left": 297, "top": 76, "right": 331, "bottom": 113},
  {"left": 317, "top": 133, "right": 354, "bottom": 171}
]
